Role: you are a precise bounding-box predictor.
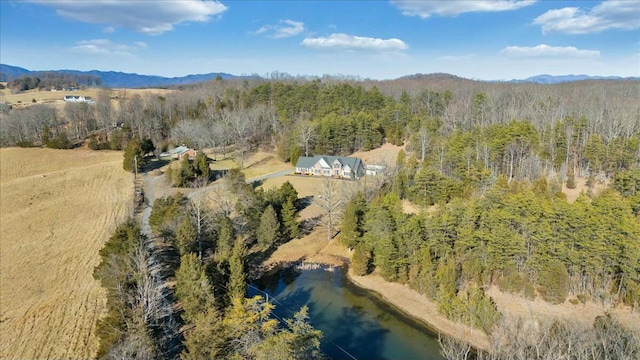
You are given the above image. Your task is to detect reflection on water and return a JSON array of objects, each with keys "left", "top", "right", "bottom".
[{"left": 249, "top": 266, "right": 445, "bottom": 360}]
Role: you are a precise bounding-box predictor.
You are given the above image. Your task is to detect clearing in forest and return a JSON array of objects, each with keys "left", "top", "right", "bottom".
[
  {"left": 0, "top": 148, "right": 133, "bottom": 359},
  {"left": 1, "top": 86, "right": 174, "bottom": 110}
]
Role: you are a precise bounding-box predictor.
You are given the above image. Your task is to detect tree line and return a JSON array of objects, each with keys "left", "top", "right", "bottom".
[
  {"left": 93, "top": 220, "right": 181, "bottom": 358},
  {"left": 5, "top": 72, "right": 102, "bottom": 92},
  {"left": 2, "top": 78, "right": 637, "bottom": 182}
]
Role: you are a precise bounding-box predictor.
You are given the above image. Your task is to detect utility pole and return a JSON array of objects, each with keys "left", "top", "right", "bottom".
[{"left": 133, "top": 155, "right": 137, "bottom": 210}]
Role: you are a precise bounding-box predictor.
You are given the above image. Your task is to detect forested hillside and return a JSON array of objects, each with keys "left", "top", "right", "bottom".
[
  {"left": 2, "top": 75, "right": 638, "bottom": 358},
  {"left": 2, "top": 78, "right": 638, "bottom": 172}
]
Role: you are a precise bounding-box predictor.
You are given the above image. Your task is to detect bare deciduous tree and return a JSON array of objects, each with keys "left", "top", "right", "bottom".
[
  {"left": 64, "top": 101, "right": 95, "bottom": 140},
  {"left": 297, "top": 119, "right": 316, "bottom": 157},
  {"left": 472, "top": 315, "right": 640, "bottom": 360},
  {"left": 418, "top": 126, "right": 430, "bottom": 162},
  {"left": 96, "top": 88, "right": 113, "bottom": 131},
  {"left": 315, "top": 178, "right": 345, "bottom": 241},
  {"left": 187, "top": 179, "right": 214, "bottom": 262},
  {"left": 438, "top": 334, "right": 471, "bottom": 360}
]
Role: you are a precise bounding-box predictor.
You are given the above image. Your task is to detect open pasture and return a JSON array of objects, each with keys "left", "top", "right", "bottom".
[
  {"left": 1, "top": 86, "right": 175, "bottom": 110},
  {"left": 0, "top": 148, "right": 133, "bottom": 359}
]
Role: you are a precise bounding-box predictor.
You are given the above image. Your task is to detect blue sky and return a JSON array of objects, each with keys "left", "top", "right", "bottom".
[{"left": 1, "top": 0, "right": 638, "bottom": 80}]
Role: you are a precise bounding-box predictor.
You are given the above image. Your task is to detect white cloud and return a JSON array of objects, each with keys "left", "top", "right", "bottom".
[
  {"left": 33, "top": 0, "right": 227, "bottom": 35},
  {"left": 301, "top": 33, "right": 408, "bottom": 51},
  {"left": 70, "top": 39, "right": 148, "bottom": 56},
  {"left": 501, "top": 44, "right": 600, "bottom": 58},
  {"left": 255, "top": 19, "right": 305, "bottom": 38},
  {"left": 391, "top": 0, "right": 536, "bottom": 18},
  {"left": 102, "top": 26, "right": 115, "bottom": 34},
  {"left": 533, "top": 0, "right": 640, "bottom": 34}
]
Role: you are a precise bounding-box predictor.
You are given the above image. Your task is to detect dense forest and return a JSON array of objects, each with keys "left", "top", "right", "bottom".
[{"left": 3, "top": 75, "right": 638, "bottom": 358}]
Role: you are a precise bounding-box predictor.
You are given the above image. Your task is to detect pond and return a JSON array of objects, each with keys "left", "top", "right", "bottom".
[{"left": 249, "top": 265, "right": 446, "bottom": 360}]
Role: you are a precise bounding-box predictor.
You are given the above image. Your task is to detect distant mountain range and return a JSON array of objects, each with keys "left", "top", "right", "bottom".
[
  {"left": 508, "top": 74, "right": 639, "bottom": 84},
  {"left": 400, "top": 72, "right": 639, "bottom": 84},
  {"left": 0, "top": 64, "right": 247, "bottom": 88},
  {"left": 1, "top": 64, "right": 638, "bottom": 88}
]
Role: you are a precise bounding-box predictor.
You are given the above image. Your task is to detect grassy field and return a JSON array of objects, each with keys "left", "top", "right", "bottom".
[
  {"left": 203, "top": 151, "right": 292, "bottom": 179},
  {"left": 0, "top": 86, "right": 174, "bottom": 110},
  {"left": 0, "top": 147, "right": 133, "bottom": 359}
]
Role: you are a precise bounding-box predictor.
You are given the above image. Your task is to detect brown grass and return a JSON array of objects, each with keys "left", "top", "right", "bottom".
[
  {"left": 0, "top": 148, "right": 133, "bottom": 359},
  {"left": 202, "top": 151, "right": 291, "bottom": 179},
  {"left": 262, "top": 229, "right": 350, "bottom": 269},
  {"left": 241, "top": 152, "right": 292, "bottom": 179},
  {"left": 487, "top": 286, "right": 640, "bottom": 334},
  {"left": 1, "top": 87, "right": 174, "bottom": 110},
  {"left": 259, "top": 175, "right": 322, "bottom": 198},
  {"left": 350, "top": 142, "right": 404, "bottom": 167},
  {"left": 562, "top": 175, "right": 608, "bottom": 203}
]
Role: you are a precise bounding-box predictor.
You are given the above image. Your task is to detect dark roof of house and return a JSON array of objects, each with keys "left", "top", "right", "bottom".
[{"left": 295, "top": 155, "right": 365, "bottom": 171}]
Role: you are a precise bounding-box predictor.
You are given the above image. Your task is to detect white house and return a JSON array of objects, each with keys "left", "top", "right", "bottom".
[
  {"left": 295, "top": 155, "right": 366, "bottom": 180},
  {"left": 63, "top": 95, "right": 95, "bottom": 104}
]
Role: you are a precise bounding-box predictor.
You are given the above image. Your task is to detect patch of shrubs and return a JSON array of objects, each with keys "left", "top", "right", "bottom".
[
  {"left": 45, "top": 133, "right": 74, "bottom": 149},
  {"left": 498, "top": 271, "right": 535, "bottom": 300}
]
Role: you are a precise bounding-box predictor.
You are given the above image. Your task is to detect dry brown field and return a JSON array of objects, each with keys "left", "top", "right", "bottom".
[
  {"left": 0, "top": 147, "right": 133, "bottom": 359},
  {"left": 0, "top": 86, "right": 175, "bottom": 111},
  {"left": 204, "top": 151, "right": 292, "bottom": 179},
  {"left": 351, "top": 142, "right": 404, "bottom": 167}
]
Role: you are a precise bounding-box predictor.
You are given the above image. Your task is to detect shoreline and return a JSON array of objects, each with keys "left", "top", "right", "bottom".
[
  {"left": 260, "top": 235, "right": 491, "bottom": 350},
  {"left": 345, "top": 270, "right": 491, "bottom": 352},
  {"left": 260, "top": 232, "right": 640, "bottom": 353},
  {"left": 256, "top": 257, "right": 491, "bottom": 351}
]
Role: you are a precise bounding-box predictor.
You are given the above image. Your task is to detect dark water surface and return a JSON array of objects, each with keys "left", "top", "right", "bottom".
[{"left": 249, "top": 266, "right": 446, "bottom": 360}]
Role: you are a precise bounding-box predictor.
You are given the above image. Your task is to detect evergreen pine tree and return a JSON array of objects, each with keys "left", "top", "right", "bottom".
[
  {"left": 215, "top": 216, "right": 235, "bottom": 259},
  {"left": 539, "top": 259, "right": 570, "bottom": 304},
  {"left": 257, "top": 205, "right": 280, "bottom": 248},
  {"left": 179, "top": 155, "right": 195, "bottom": 186},
  {"left": 194, "top": 150, "right": 210, "bottom": 181},
  {"left": 228, "top": 238, "right": 247, "bottom": 301},
  {"left": 175, "top": 253, "right": 215, "bottom": 324},
  {"left": 176, "top": 217, "right": 197, "bottom": 255},
  {"left": 351, "top": 243, "right": 372, "bottom": 276},
  {"left": 279, "top": 181, "right": 299, "bottom": 209},
  {"left": 123, "top": 138, "right": 145, "bottom": 172},
  {"left": 340, "top": 192, "right": 367, "bottom": 248},
  {"left": 181, "top": 307, "right": 227, "bottom": 360},
  {"left": 281, "top": 199, "right": 300, "bottom": 239}
]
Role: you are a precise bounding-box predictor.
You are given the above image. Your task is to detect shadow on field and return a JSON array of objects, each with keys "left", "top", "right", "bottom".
[
  {"left": 300, "top": 215, "right": 322, "bottom": 236},
  {"left": 298, "top": 195, "right": 314, "bottom": 211},
  {"left": 143, "top": 158, "right": 170, "bottom": 172}
]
